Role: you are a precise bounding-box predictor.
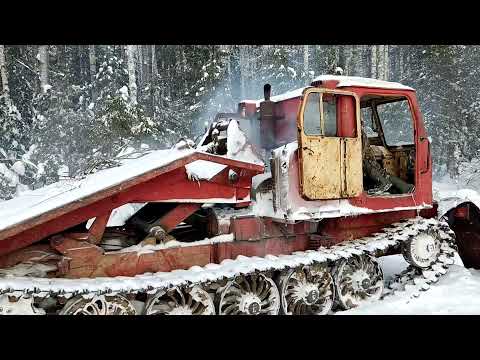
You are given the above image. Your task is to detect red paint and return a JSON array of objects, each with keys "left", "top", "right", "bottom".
[
  {"left": 447, "top": 203, "right": 480, "bottom": 269},
  {"left": 36, "top": 209, "right": 415, "bottom": 279},
  {"left": 336, "top": 95, "right": 356, "bottom": 138},
  {"left": 316, "top": 210, "right": 417, "bottom": 245},
  {"left": 274, "top": 97, "right": 302, "bottom": 145},
  {"left": 0, "top": 153, "right": 263, "bottom": 257},
  {"left": 453, "top": 205, "right": 470, "bottom": 220},
  {"left": 88, "top": 211, "right": 111, "bottom": 244},
  {"left": 157, "top": 203, "right": 202, "bottom": 232}
]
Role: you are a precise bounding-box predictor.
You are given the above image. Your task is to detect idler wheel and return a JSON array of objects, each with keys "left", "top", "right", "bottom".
[{"left": 402, "top": 230, "right": 441, "bottom": 268}]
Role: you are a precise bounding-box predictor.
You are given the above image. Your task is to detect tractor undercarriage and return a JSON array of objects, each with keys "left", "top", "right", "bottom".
[{"left": 0, "top": 206, "right": 457, "bottom": 315}]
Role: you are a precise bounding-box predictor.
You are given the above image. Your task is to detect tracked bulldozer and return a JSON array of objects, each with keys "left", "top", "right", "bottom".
[{"left": 0, "top": 75, "right": 474, "bottom": 315}]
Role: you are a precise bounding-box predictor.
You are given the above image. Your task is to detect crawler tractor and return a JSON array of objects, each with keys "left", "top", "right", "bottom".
[{"left": 0, "top": 75, "right": 475, "bottom": 315}]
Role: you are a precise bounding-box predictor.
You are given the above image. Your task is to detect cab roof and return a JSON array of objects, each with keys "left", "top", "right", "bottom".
[
  {"left": 311, "top": 75, "right": 414, "bottom": 91},
  {"left": 241, "top": 76, "right": 414, "bottom": 106}
]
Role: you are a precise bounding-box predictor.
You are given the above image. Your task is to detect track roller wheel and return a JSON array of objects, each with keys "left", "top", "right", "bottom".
[
  {"left": 59, "top": 294, "right": 137, "bottom": 315},
  {"left": 333, "top": 254, "right": 384, "bottom": 310},
  {"left": 278, "top": 264, "right": 335, "bottom": 315},
  {"left": 144, "top": 286, "right": 215, "bottom": 315},
  {"left": 402, "top": 229, "right": 441, "bottom": 268},
  {"left": 218, "top": 273, "right": 280, "bottom": 315}
]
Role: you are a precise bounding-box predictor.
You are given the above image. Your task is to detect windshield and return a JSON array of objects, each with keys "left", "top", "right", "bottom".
[{"left": 376, "top": 98, "right": 414, "bottom": 146}]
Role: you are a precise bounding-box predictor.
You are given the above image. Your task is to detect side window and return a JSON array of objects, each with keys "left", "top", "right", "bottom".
[
  {"left": 303, "top": 92, "right": 321, "bottom": 135},
  {"left": 302, "top": 91, "right": 356, "bottom": 138},
  {"left": 376, "top": 99, "right": 414, "bottom": 146},
  {"left": 322, "top": 95, "right": 337, "bottom": 137},
  {"left": 361, "top": 106, "right": 376, "bottom": 137}
]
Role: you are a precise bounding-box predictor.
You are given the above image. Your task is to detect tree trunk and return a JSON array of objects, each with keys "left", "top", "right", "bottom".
[
  {"left": 181, "top": 46, "right": 188, "bottom": 91},
  {"left": 230, "top": 46, "right": 241, "bottom": 103},
  {"left": 38, "top": 45, "right": 49, "bottom": 93},
  {"left": 382, "top": 45, "right": 389, "bottom": 80},
  {"left": 137, "top": 45, "right": 143, "bottom": 99},
  {"left": 126, "top": 45, "right": 137, "bottom": 105},
  {"left": 303, "top": 45, "right": 309, "bottom": 75},
  {"left": 88, "top": 45, "right": 96, "bottom": 101},
  {"left": 344, "top": 46, "right": 353, "bottom": 75},
  {"left": 447, "top": 142, "right": 460, "bottom": 178},
  {"left": 390, "top": 45, "right": 397, "bottom": 81},
  {"left": 373, "top": 45, "right": 381, "bottom": 79},
  {"left": 239, "top": 45, "right": 247, "bottom": 100},
  {"left": 78, "top": 45, "right": 87, "bottom": 84},
  {"left": 151, "top": 45, "right": 160, "bottom": 114},
  {"left": 338, "top": 46, "right": 345, "bottom": 73},
  {"left": 0, "top": 45, "right": 11, "bottom": 106},
  {"left": 348, "top": 45, "right": 356, "bottom": 76},
  {"left": 143, "top": 45, "right": 150, "bottom": 91},
  {"left": 365, "top": 45, "right": 372, "bottom": 78}
]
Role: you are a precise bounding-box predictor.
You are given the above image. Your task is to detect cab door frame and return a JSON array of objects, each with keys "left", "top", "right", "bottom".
[{"left": 297, "top": 87, "right": 362, "bottom": 200}]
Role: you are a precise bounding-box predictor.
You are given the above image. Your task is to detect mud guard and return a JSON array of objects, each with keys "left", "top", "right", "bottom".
[{"left": 445, "top": 202, "right": 480, "bottom": 269}]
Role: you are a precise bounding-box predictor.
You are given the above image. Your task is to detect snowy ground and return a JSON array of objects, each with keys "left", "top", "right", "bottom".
[{"left": 338, "top": 254, "right": 480, "bottom": 315}]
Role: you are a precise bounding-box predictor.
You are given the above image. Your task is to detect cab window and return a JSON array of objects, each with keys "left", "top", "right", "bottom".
[
  {"left": 322, "top": 94, "right": 337, "bottom": 137},
  {"left": 376, "top": 98, "right": 414, "bottom": 146},
  {"left": 303, "top": 92, "right": 357, "bottom": 138},
  {"left": 303, "top": 92, "right": 321, "bottom": 135},
  {"left": 302, "top": 93, "right": 339, "bottom": 137}
]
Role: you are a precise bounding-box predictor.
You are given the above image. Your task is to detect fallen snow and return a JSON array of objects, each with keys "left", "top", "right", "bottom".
[
  {"left": 339, "top": 254, "right": 480, "bottom": 315},
  {"left": 86, "top": 203, "right": 146, "bottom": 228},
  {"left": 116, "top": 233, "right": 234, "bottom": 255}
]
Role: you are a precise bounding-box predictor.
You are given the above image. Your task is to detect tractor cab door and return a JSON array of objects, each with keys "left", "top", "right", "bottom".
[{"left": 297, "top": 88, "right": 362, "bottom": 200}]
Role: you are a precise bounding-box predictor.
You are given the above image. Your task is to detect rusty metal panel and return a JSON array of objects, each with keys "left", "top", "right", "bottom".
[
  {"left": 232, "top": 217, "right": 264, "bottom": 241},
  {"left": 300, "top": 136, "right": 342, "bottom": 200},
  {"left": 343, "top": 137, "right": 363, "bottom": 197}
]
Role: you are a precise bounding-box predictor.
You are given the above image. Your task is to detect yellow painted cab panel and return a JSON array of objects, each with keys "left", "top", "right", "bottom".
[{"left": 301, "top": 137, "right": 342, "bottom": 200}]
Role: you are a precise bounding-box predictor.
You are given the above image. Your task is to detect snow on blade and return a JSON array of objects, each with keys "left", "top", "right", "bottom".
[
  {"left": 185, "top": 160, "right": 227, "bottom": 181},
  {"left": 0, "top": 149, "right": 195, "bottom": 233}
]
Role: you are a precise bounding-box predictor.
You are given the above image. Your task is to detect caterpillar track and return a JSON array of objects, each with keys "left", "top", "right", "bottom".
[{"left": 0, "top": 217, "right": 457, "bottom": 315}]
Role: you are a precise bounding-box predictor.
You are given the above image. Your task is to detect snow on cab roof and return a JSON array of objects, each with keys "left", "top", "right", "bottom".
[
  {"left": 0, "top": 148, "right": 196, "bottom": 234},
  {"left": 242, "top": 87, "right": 307, "bottom": 107},
  {"left": 241, "top": 76, "right": 413, "bottom": 106},
  {"left": 312, "top": 75, "right": 414, "bottom": 91}
]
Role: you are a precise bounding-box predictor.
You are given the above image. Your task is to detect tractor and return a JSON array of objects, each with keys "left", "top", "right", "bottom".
[{"left": 0, "top": 75, "right": 473, "bottom": 315}]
